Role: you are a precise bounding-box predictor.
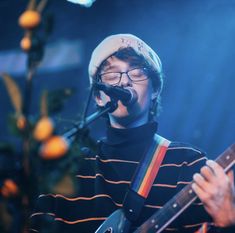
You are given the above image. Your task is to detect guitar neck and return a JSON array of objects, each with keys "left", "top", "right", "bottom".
[{"left": 134, "top": 144, "right": 235, "bottom": 233}]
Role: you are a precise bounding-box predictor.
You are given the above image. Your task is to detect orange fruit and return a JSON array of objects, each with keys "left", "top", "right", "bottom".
[
  {"left": 16, "top": 115, "right": 26, "bottom": 130},
  {"left": 1, "top": 179, "right": 19, "bottom": 197},
  {"left": 18, "top": 10, "right": 41, "bottom": 29},
  {"left": 33, "top": 117, "right": 54, "bottom": 141},
  {"left": 40, "top": 136, "right": 69, "bottom": 160},
  {"left": 20, "top": 36, "right": 31, "bottom": 51},
  {"left": 1, "top": 186, "right": 10, "bottom": 197}
]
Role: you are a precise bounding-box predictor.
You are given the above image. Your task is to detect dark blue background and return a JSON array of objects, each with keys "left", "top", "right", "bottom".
[{"left": 0, "top": 0, "right": 235, "bottom": 158}]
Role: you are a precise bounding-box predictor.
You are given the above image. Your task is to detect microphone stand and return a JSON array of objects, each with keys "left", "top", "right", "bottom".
[{"left": 63, "top": 100, "right": 118, "bottom": 143}]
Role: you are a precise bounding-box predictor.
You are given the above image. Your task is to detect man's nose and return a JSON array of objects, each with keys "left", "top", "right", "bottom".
[{"left": 120, "top": 73, "right": 132, "bottom": 87}]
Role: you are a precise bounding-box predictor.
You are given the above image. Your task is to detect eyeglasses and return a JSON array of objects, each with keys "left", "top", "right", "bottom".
[{"left": 99, "top": 67, "right": 148, "bottom": 86}]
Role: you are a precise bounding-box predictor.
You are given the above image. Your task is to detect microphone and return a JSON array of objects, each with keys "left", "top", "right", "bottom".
[{"left": 94, "top": 82, "right": 138, "bottom": 106}]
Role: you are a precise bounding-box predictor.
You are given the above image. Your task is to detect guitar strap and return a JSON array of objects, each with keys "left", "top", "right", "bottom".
[{"left": 123, "top": 134, "right": 171, "bottom": 222}]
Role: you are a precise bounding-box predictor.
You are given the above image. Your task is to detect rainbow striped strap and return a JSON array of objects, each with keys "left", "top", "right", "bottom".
[
  {"left": 123, "top": 134, "right": 171, "bottom": 222},
  {"left": 131, "top": 134, "right": 171, "bottom": 198},
  {"left": 194, "top": 223, "right": 209, "bottom": 233}
]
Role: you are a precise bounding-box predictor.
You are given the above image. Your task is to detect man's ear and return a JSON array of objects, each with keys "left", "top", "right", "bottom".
[
  {"left": 95, "top": 93, "right": 105, "bottom": 107},
  {"left": 151, "top": 91, "right": 159, "bottom": 101}
]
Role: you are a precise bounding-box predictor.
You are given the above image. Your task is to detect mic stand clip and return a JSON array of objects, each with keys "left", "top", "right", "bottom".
[{"left": 63, "top": 100, "right": 118, "bottom": 142}]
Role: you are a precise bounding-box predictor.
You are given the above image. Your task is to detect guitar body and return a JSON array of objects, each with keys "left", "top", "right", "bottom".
[{"left": 95, "top": 209, "right": 131, "bottom": 233}]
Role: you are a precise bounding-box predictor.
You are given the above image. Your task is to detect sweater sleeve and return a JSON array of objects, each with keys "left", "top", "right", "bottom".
[{"left": 29, "top": 194, "right": 59, "bottom": 233}]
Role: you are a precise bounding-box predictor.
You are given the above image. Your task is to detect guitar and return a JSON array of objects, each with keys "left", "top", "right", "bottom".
[{"left": 95, "top": 144, "right": 235, "bottom": 233}]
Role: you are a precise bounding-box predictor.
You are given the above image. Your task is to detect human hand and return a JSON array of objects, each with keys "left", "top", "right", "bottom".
[{"left": 192, "top": 160, "right": 235, "bottom": 227}]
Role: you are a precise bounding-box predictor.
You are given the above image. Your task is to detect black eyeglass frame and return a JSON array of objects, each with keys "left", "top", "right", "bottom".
[{"left": 98, "top": 67, "right": 149, "bottom": 86}]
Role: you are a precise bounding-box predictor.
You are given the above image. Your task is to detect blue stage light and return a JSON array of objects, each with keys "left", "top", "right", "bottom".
[{"left": 66, "top": 0, "right": 96, "bottom": 7}]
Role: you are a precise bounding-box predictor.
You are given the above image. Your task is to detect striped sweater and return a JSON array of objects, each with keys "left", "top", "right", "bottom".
[{"left": 30, "top": 122, "right": 212, "bottom": 233}]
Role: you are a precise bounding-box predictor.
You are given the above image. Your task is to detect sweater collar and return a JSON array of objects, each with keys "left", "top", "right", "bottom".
[{"left": 105, "top": 121, "right": 158, "bottom": 146}]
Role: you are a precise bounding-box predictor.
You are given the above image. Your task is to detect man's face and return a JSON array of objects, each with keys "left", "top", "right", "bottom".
[{"left": 95, "top": 56, "right": 155, "bottom": 128}]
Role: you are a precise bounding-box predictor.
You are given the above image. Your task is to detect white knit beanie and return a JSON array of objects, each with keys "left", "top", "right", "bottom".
[{"left": 88, "top": 33, "right": 162, "bottom": 84}]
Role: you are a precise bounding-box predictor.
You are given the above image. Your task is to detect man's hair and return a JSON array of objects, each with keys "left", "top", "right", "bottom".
[{"left": 94, "top": 47, "right": 164, "bottom": 118}]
